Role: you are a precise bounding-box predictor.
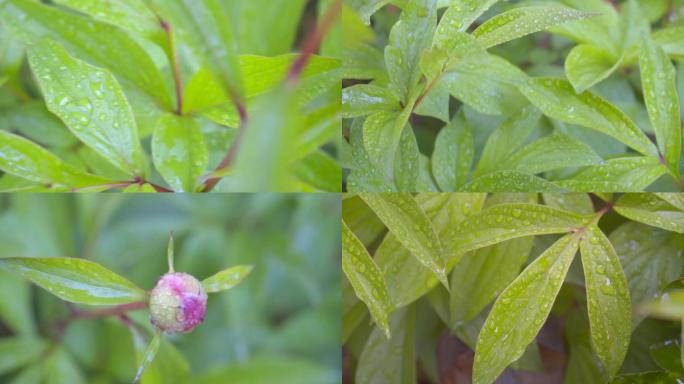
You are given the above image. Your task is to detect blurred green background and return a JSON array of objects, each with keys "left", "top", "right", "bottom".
[{"left": 0, "top": 193, "right": 341, "bottom": 384}]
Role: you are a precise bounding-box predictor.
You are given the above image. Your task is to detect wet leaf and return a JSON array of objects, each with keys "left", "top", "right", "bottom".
[
  {"left": 152, "top": 115, "right": 208, "bottom": 192},
  {"left": 342, "top": 219, "right": 391, "bottom": 336},
  {"left": 446, "top": 203, "right": 586, "bottom": 257},
  {"left": 356, "top": 306, "right": 415, "bottom": 384},
  {"left": 359, "top": 193, "right": 449, "bottom": 288},
  {"left": 27, "top": 39, "right": 146, "bottom": 177},
  {"left": 0, "top": 257, "right": 147, "bottom": 305},
  {"left": 556, "top": 157, "right": 667, "bottom": 192},
  {"left": 565, "top": 44, "right": 622, "bottom": 92},
  {"left": 45, "top": 347, "right": 86, "bottom": 384},
  {"left": 473, "top": 6, "right": 594, "bottom": 49},
  {"left": 543, "top": 193, "right": 595, "bottom": 215},
  {"left": 614, "top": 193, "right": 684, "bottom": 233},
  {"left": 505, "top": 132, "right": 603, "bottom": 175},
  {"left": 0, "top": 130, "right": 109, "bottom": 189},
  {"left": 431, "top": 111, "right": 473, "bottom": 191},
  {"left": 579, "top": 225, "right": 631, "bottom": 380},
  {"left": 347, "top": 0, "right": 391, "bottom": 24},
  {"left": 639, "top": 34, "right": 681, "bottom": 172},
  {"left": 201, "top": 265, "right": 253, "bottom": 293},
  {"left": 436, "top": 0, "right": 501, "bottom": 35},
  {"left": 473, "top": 234, "right": 580, "bottom": 384},
  {"left": 464, "top": 171, "right": 563, "bottom": 192},
  {"left": 519, "top": 78, "right": 659, "bottom": 157},
  {"left": 342, "top": 84, "right": 401, "bottom": 118},
  {"left": 133, "top": 329, "right": 162, "bottom": 384}
]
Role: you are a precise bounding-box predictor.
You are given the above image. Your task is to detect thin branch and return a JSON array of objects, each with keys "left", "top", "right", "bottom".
[
  {"left": 72, "top": 302, "right": 148, "bottom": 320},
  {"left": 161, "top": 20, "right": 184, "bottom": 115}
]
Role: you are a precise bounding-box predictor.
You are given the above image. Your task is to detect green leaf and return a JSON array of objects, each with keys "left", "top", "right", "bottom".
[
  {"left": 342, "top": 219, "right": 391, "bottom": 336},
  {"left": 518, "top": 78, "right": 659, "bottom": 157},
  {"left": 579, "top": 225, "right": 631, "bottom": 379},
  {"left": 133, "top": 328, "right": 162, "bottom": 384},
  {"left": 346, "top": 0, "right": 390, "bottom": 25},
  {"left": 0, "top": 0, "right": 171, "bottom": 107},
  {"left": 151, "top": 115, "right": 208, "bottom": 192},
  {"left": 653, "top": 27, "right": 684, "bottom": 60},
  {"left": 195, "top": 356, "right": 336, "bottom": 384},
  {"left": 449, "top": 235, "right": 534, "bottom": 326},
  {"left": 342, "top": 84, "right": 401, "bottom": 118},
  {"left": 52, "top": 0, "right": 163, "bottom": 42},
  {"left": 473, "top": 234, "right": 580, "bottom": 384},
  {"left": 447, "top": 203, "right": 586, "bottom": 258},
  {"left": 0, "top": 337, "right": 47, "bottom": 376},
  {"left": 564, "top": 308, "right": 604, "bottom": 384},
  {"left": 473, "top": 6, "right": 594, "bottom": 49},
  {"left": 345, "top": 118, "right": 395, "bottom": 192},
  {"left": 233, "top": 0, "right": 308, "bottom": 56},
  {"left": 565, "top": 44, "right": 622, "bottom": 92},
  {"left": 436, "top": 0, "right": 501, "bottom": 35},
  {"left": 384, "top": 0, "right": 437, "bottom": 103},
  {"left": 614, "top": 194, "right": 684, "bottom": 233},
  {"left": 359, "top": 193, "right": 449, "bottom": 288},
  {"left": 639, "top": 34, "right": 681, "bottom": 172},
  {"left": 610, "top": 222, "right": 683, "bottom": 326},
  {"left": 0, "top": 130, "right": 108, "bottom": 189},
  {"left": 431, "top": 111, "right": 474, "bottom": 191},
  {"left": 542, "top": 193, "right": 595, "bottom": 215},
  {"left": 4, "top": 101, "right": 78, "bottom": 149},
  {"left": 474, "top": 107, "right": 541, "bottom": 178},
  {"left": 442, "top": 54, "right": 528, "bottom": 115},
  {"left": 556, "top": 156, "right": 667, "bottom": 192},
  {"left": 505, "top": 133, "right": 603, "bottom": 174},
  {"left": 0, "top": 271, "right": 35, "bottom": 336},
  {"left": 356, "top": 306, "right": 415, "bottom": 384},
  {"left": 362, "top": 109, "right": 411, "bottom": 177},
  {"left": 655, "top": 193, "right": 684, "bottom": 211},
  {"left": 27, "top": 39, "right": 146, "bottom": 177},
  {"left": 0, "top": 257, "right": 147, "bottom": 305},
  {"left": 293, "top": 151, "right": 342, "bottom": 192},
  {"left": 464, "top": 171, "right": 563, "bottom": 192},
  {"left": 375, "top": 193, "right": 486, "bottom": 308},
  {"left": 128, "top": 322, "right": 190, "bottom": 384},
  {"left": 393, "top": 125, "right": 420, "bottom": 192},
  {"left": 642, "top": 290, "right": 684, "bottom": 320},
  {"left": 201, "top": 265, "right": 253, "bottom": 293}
]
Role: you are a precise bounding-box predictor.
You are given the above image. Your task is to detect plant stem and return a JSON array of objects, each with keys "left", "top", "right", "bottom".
[
  {"left": 161, "top": 20, "right": 184, "bottom": 115},
  {"left": 72, "top": 302, "right": 148, "bottom": 320}
]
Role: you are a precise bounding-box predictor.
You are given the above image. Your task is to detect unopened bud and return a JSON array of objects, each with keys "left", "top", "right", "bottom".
[{"left": 149, "top": 272, "right": 207, "bottom": 333}]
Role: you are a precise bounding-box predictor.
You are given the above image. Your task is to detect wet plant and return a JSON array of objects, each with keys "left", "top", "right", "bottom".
[
  {"left": 0, "top": 0, "right": 341, "bottom": 192},
  {"left": 343, "top": 0, "right": 684, "bottom": 192},
  {"left": 0, "top": 233, "right": 252, "bottom": 383},
  {"left": 343, "top": 192, "right": 684, "bottom": 383}
]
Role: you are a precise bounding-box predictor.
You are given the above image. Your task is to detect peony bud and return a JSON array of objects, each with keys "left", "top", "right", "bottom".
[{"left": 149, "top": 272, "right": 207, "bottom": 333}]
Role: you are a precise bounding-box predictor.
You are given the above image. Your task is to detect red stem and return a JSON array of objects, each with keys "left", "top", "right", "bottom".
[
  {"left": 161, "top": 20, "right": 183, "bottom": 115},
  {"left": 72, "top": 302, "right": 147, "bottom": 320}
]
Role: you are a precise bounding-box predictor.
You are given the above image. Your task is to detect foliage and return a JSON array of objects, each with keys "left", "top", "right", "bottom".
[
  {"left": 0, "top": 0, "right": 341, "bottom": 192},
  {"left": 343, "top": 0, "right": 684, "bottom": 192},
  {"left": 0, "top": 194, "right": 340, "bottom": 384},
  {"left": 342, "top": 192, "right": 684, "bottom": 383}
]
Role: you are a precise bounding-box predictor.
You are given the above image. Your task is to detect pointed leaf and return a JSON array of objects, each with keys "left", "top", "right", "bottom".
[
  {"left": 473, "top": 6, "right": 595, "bottom": 49},
  {"left": 431, "top": 111, "right": 474, "bottom": 191},
  {"left": 27, "top": 39, "right": 146, "bottom": 176},
  {"left": 614, "top": 193, "right": 684, "bottom": 233},
  {"left": 201, "top": 265, "right": 253, "bottom": 293},
  {"left": 0, "top": 130, "right": 108, "bottom": 188},
  {"left": 0, "top": 257, "right": 147, "bottom": 305},
  {"left": 342, "top": 84, "right": 401, "bottom": 118},
  {"left": 474, "top": 234, "right": 580, "bottom": 384},
  {"left": 464, "top": 171, "right": 563, "bottom": 192},
  {"left": 519, "top": 78, "right": 659, "bottom": 157},
  {"left": 152, "top": 115, "right": 208, "bottom": 192},
  {"left": 447, "top": 204, "right": 586, "bottom": 257},
  {"left": 133, "top": 328, "right": 162, "bottom": 384},
  {"left": 640, "top": 34, "right": 681, "bottom": 171},
  {"left": 579, "top": 225, "right": 631, "bottom": 379},
  {"left": 0, "top": 337, "right": 48, "bottom": 376},
  {"left": 505, "top": 133, "right": 603, "bottom": 174},
  {"left": 556, "top": 156, "right": 666, "bottom": 192},
  {"left": 359, "top": 193, "right": 449, "bottom": 288},
  {"left": 436, "top": 0, "right": 501, "bottom": 36},
  {"left": 342, "top": 219, "right": 391, "bottom": 336}
]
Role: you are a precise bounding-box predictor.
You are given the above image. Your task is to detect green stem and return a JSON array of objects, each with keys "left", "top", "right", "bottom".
[{"left": 161, "top": 20, "right": 184, "bottom": 115}]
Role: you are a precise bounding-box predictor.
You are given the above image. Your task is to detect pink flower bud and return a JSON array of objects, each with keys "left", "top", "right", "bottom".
[{"left": 149, "top": 272, "right": 207, "bottom": 333}]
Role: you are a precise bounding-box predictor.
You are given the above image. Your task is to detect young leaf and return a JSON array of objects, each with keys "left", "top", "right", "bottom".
[
  {"left": 201, "top": 265, "right": 253, "bottom": 293},
  {"left": 0, "top": 257, "right": 147, "bottom": 305},
  {"left": 0, "top": 337, "right": 47, "bottom": 375},
  {"left": 356, "top": 306, "right": 415, "bottom": 384},
  {"left": 342, "top": 84, "right": 401, "bottom": 118},
  {"left": 473, "top": 234, "right": 580, "bottom": 384},
  {"left": 0, "top": 130, "right": 109, "bottom": 189},
  {"left": 614, "top": 194, "right": 684, "bottom": 233},
  {"left": 464, "top": 171, "right": 563, "bottom": 192},
  {"left": 519, "top": 78, "right": 659, "bottom": 157},
  {"left": 505, "top": 132, "right": 603, "bottom": 174},
  {"left": 27, "top": 39, "right": 146, "bottom": 177},
  {"left": 436, "top": 0, "right": 501, "bottom": 36},
  {"left": 359, "top": 193, "right": 449, "bottom": 288},
  {"left": 579, "top": 225, "right": 631, "bottom": 380},
  {"left": 384, "top": 0, "right": 437, "bottom": 103},
  {"left": 473, "top": 6, "right": 594, "bottom": 49},
  {"left": 393, "top": 125, "right": 420, "bottom": 192},
  {"left": 639, "top": 34, "right": 681, "bottom": 172},
  {"left": 342, "top": 220, "right": 391, "bottom": 336},
  {"left": 431, "top": 111, "right": 474, "bottom": 191},
  {"left": 447, "top": 204, "right": 586, "bottom": 257},
  {"left": 347, "top": 0, "right": 391, "bottom": 24},
  {"left": 152, "top": 115, "right": 208, "bottom": 193},
  {"left": 556, "top": 156, "right": 667, "bottom": 192},
  {"left": 565, "top": 45, "right": 622, "bottom": 93},
  {"left": 133, "top": 328, "right": 163, "bottom": 384}
]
